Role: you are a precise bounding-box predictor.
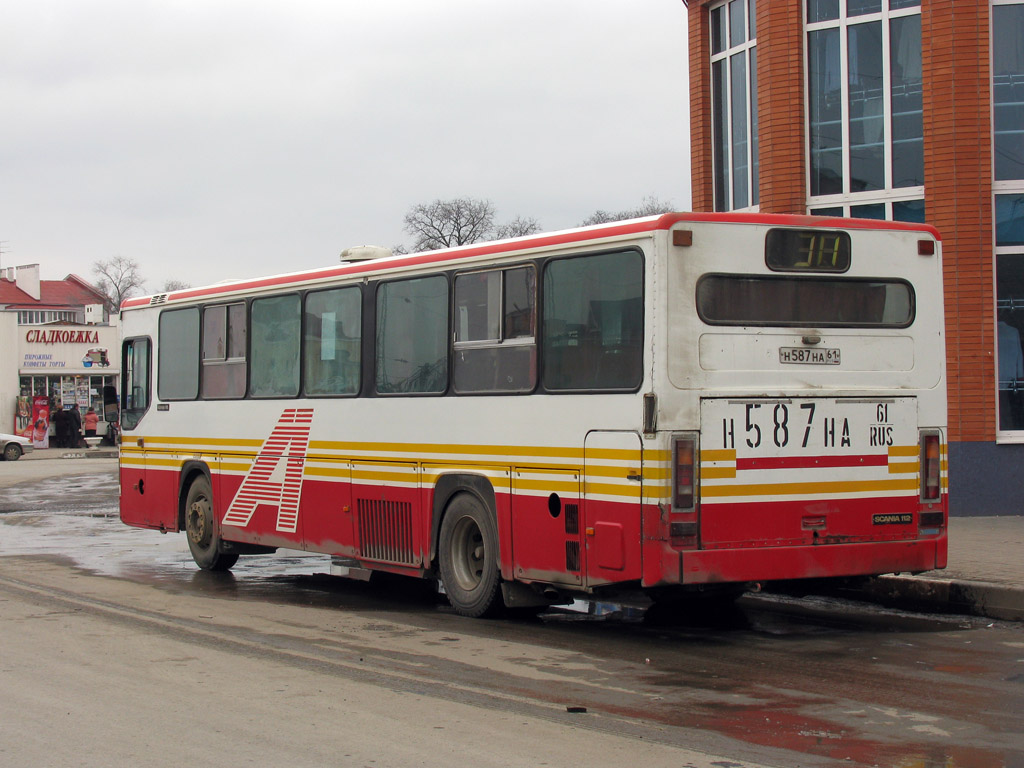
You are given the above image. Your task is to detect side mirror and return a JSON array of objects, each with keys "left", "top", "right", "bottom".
[{"left": 102, "top": 385, "right": 119, "bottom": 423}]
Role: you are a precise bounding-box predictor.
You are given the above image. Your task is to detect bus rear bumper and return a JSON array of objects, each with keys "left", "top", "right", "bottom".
[{"left": 644, "top": 535, "right": 948, "bottom": 587}]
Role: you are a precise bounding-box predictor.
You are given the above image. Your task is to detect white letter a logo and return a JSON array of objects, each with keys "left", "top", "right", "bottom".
[{"left": 222, "top": 408, "right": 314, "bottom": 534}]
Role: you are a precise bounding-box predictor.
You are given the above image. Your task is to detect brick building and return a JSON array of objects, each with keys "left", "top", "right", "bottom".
[{"left": 687, "top": 0, "right": 1024, "bottom": 515}]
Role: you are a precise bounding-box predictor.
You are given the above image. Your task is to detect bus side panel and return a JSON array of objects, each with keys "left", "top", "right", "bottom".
[
  {"left": 119, "top": 450, "right": 150, "bottom": 528},
  {"left": 510, "top": 468, "right": 583, "bottom": 587},
  {"left": 350, "top": 463, "right": 423, "bottom": 569},
  {"left": 118, "top": 450, "right": 179, "bottom": 531},
  {"left": 300, "top": 466, "right": 355, "bottom": 557},
  {"left": 583, "top": 498, "right": 644, "bottom": 586},
  {"left": 216, "top": 470, "right": 306, "bottom": 550},
  {"left": 144, "top": 462, "right": 182, "bottom": 531}
]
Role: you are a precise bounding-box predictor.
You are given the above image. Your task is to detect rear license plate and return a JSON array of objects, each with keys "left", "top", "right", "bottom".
[
  {"left": 779, "top": 347, "right": 840, "bottom": 365},
  {"left": 704, "top": 397, "right": 914, "bottom": 455}
]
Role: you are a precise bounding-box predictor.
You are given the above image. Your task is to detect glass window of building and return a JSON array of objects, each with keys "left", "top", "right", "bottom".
[
  {"left": 994, "top": 1, "right": 1024, "bottom": 436},
  {"left": 710, "top": 0, "right": 758, "bottom": 211},
  {"left": 806, "top": 1, "right": 921, "bottom": 211}
]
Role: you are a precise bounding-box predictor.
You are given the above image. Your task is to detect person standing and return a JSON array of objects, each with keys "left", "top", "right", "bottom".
[
  {"left": 83, "top": 407, "right": 99, "bottom": 438},
  {"left": 69, "top": 404, "right": 83, "bottom": 448}
]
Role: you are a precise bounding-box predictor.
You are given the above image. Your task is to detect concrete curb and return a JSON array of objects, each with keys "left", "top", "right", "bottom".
[
  {"left": 819, "top": 575, "right": 1024, "bottom": 622},
  {"left": 21, "top": 450, "right": 118, "bottom": 461}
]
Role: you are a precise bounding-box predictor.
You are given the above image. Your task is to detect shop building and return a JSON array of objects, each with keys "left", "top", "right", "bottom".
[
  {"left": 1, "top": 264, "right": 120, "bottom": 442},
  {"left": 686, "top": 0, "right": 1024, "bottom": 515}
]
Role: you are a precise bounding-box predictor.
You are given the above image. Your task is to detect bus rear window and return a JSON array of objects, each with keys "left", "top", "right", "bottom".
[{"left": 696, "top": 275, "right": 914, "bottom": 327}]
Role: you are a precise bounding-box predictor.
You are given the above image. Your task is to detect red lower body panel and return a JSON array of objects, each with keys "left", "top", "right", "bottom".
[{"left": 660, "top": 534, "right": 947, "bottom": 585}]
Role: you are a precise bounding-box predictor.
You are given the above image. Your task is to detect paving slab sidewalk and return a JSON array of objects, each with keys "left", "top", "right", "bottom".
[{"left": 848, "top": 515, "right": 1024, "bottom": 622}]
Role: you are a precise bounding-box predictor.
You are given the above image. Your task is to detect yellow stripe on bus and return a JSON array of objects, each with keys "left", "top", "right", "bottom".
[
  {"left": 888, "top": 445, "right": 919, "bottom": 458},
  {"left": 702, "top": 477, "right": 919, "bottom": 497},
  {"left": 701, "top": 449, "right": 737, "bottom": 462},
  {"left": 888, "top": 460, "right": 918, "bottom": 474},
  {"left": 702, "top": 466, "right": 738, "bottom": 479}
]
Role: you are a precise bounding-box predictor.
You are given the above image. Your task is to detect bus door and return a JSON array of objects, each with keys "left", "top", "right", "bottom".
[
  {"left": 583, "top": 431, "right": 643, "bottom": 587},
  {"left": 510, "top": 468, "right": 583, "bottom": 588},
  {"left": 119, "top": 336, "right": 158, "bottom": 529},
  {"left": 698, "top": 397, "right": 922, "bottom": 557}
]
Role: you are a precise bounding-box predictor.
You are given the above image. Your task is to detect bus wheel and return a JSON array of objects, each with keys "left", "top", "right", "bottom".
[
  {"left": 438, "top": 494, "right": 501, "bottom": 618},
  {"left": 185, "top": 476, "right": 239, "bottom": 571}
]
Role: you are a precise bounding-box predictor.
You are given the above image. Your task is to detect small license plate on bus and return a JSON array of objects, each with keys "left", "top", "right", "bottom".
[{"left": 779, "top": 347, "right": 840, "bottom": 365}]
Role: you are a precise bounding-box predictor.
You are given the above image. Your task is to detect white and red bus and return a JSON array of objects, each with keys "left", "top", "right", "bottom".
[{"left": 117, "top": 212, "right": 947, "bottom": 616}]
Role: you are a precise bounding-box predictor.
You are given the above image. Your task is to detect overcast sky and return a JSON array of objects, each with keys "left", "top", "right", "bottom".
[{"left": 2, "top": 0, "right": 690, "bottom": 293}]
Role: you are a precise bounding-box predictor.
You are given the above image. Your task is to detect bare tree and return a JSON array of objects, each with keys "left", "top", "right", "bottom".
[
  {"left": 92, "top": 256, "right": 146, "bottom": 311},
  {"left": 161, "top": 279, "right": 191, "bottom": 292},
  {"left": 578, "top": 195, "right": 676, "bottom": 227},
  {"left": 494, "top": 216, "right": 541, "bottom": 240},
  {"left": 402, "top": 198, "right": 541, "bottom": 251}
]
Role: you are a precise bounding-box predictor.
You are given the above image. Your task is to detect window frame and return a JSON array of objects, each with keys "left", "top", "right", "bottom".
[
  {"left": 539, "top": 248, "right": 646, "bottom": 394},
  {"left": 302, "top": 284, "right": 363, "bottom": 398},
  {"left": 374, "top": 274, "right": 450, "bottom": 397},
  {"left": 157, "top": 306, "right": 201, "bottom": 401},
  {"left": 993, "top": 0, "right": 1024, "bottom": 441},
  {"left": 120, "top": 336, "right": 152, "bottom": 431},
  {"left": 200, "top": 301, "right": 248, "bottom": 400},
  {"left": 695, "top": 272, "right": 916, "bottom": 329},
  {"left": 709, "top": 0, "right": 759, "bottom": 212},
  {"left": 452, "top": 264, "right": 538, "bottom": 395},
  {"left": 249, "top": 292, "right": 302, "bottom": 399},
  {"left": 804, "top": 0, "right": 923, "bottom": 213}
]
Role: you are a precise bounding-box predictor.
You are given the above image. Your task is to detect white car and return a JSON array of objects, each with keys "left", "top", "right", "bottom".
[{"left": 0, "top": 433, "right": 33, "bottom": 461}]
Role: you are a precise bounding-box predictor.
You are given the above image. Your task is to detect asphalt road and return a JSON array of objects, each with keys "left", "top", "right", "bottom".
[{"left": 1, "top": 461, "right": 1022, "bottom": 768}]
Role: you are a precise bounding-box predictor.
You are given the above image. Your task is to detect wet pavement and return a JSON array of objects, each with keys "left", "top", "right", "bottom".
[
  {"left": 0, "top": 464, "right": 330, "bottom": 582},
  {"left": 2, "top": 462, "right": 1024, "bottom": 767}
]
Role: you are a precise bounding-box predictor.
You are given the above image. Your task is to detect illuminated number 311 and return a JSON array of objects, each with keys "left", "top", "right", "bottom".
[{"left": 796, "top": 234, "right": 842, "bottom": 268}]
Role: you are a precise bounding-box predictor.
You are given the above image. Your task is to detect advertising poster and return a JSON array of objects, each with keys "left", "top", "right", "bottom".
[
  {"left": 30, "top": 395, "right": 50, "bottom": 449},
  {"left": 61, "top": 380, "right": 76, "bottom": 409},
  {"left": 16, "top": 396, "right": 32, "bottom": 438}
]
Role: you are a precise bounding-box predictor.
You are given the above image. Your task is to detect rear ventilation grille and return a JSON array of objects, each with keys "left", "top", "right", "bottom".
[
  {"left": 356, "top": 499, "right": 415, "bottom": 564},
  {"left": 566, "top": 541, "right": 581, "bottom": 573},
  {"left": 564, "top": 503, "right": 579, "bottom": 535}
]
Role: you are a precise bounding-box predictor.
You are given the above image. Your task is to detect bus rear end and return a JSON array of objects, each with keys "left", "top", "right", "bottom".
[{"left": 658, "top": 216, "right": 946, "bottom": 587}]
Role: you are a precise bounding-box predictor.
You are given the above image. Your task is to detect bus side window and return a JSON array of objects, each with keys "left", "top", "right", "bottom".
[
  {"left": 375, "top": 276, "right": 448, "bottom": 395},
  {"left": 250, "top": 294, "right": 301, "bottom": 398},
  {"left": 542, "top": 250, "right": 644, "bottom": 391},
  {"left": 121, "top": 337, "right": 151, "bottom": 430},
  {"left": 202, "top": 303, "right": 247, "bottom": 399},
  {"left": 453, "top": 266, "right": 536, "bottom": 394},
  {"left": 158, "top": 307, "right": 200, "bottom": 400},
  {"left": 304, "top": 286, "right": 362, "bottom": 396}
]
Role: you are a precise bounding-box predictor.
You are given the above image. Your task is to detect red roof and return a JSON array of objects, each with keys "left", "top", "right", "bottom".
[{"left": 0, "top": 274, "right": 106, "bottom": 310}]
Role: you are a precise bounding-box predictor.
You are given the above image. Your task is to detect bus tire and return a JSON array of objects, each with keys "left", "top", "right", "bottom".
[
  {"left": 184, "top": 475, "right": 239, "bottom": 571},
  {"left": 438, "top": 493, "right": 501, "bottom": 618}
]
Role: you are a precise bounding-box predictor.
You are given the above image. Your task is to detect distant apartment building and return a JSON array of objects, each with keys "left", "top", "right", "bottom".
[
  {"left": 0, "top": 264, "right": 119, "bottom": 439},
  {"left": 687, "top": 0, "right": 1024, "bottom": 514}
]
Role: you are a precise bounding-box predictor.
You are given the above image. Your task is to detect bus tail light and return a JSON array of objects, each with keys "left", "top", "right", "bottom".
[
  {"left": 673, "top": 435, "right": 698, "bottom": 511},
  {"left": 920, "top": 430, "right": 941, "bottom": 501}
]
